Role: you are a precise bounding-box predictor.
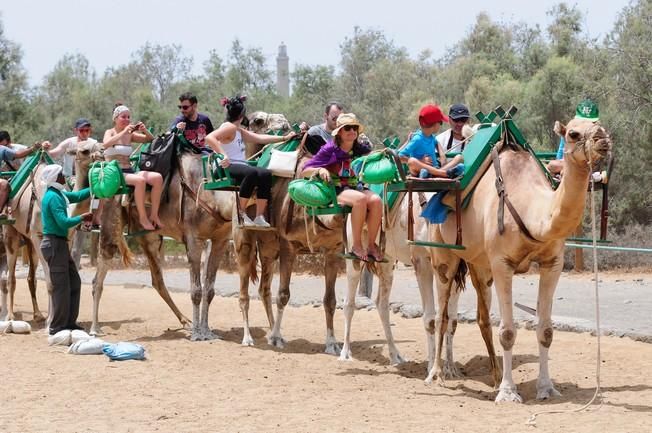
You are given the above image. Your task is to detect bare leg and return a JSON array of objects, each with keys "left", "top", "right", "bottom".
[
  {"left": 124, "top": 174, "right": 154, "bottom": 230},
  {"left": 141, "top": 171, "right": 164, "bottom": 228}
]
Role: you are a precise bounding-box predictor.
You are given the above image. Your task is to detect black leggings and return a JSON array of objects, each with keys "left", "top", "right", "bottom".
[{"left": 229, "top": 163, "right": 272, "bottom": 200}]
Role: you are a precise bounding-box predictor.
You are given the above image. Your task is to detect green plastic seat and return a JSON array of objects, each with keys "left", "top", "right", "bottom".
[{"left": 201, "top": 153, "right": 236, "bottom": 190}]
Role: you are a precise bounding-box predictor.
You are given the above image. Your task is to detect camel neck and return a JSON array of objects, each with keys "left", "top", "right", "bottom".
[{"left": 539, "top": 158, "right": 590, "bottom": 241}]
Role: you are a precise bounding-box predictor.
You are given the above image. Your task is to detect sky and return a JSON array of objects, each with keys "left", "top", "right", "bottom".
[{"left": 0, "top": 0, "right": 633, "bottom": 86}]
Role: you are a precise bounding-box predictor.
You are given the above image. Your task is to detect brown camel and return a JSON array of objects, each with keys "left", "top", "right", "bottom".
[
  {"left": 90, "top": 150, "right": 233, "bottom": 341},
  {"left": 0, "top": 142, "right": 101, "bottom": 324},
  {"left": 428, "top": 118, "right": 611, "bottom": 402},
  {"left": 231, "top": 112, "right": 344, "bottom": 353}
]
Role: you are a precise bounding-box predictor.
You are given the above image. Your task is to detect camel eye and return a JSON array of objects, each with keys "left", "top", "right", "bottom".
[{"left": 568, "top": 131, "right": 581, "bottom": 140}]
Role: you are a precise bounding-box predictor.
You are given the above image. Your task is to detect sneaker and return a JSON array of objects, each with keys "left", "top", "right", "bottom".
[
  {"left": 419, "top": 168, "right": 430, "bottom": 179},
  {"left": 253, "top": 215, "right": 271, "bottom": 228},
  {"left": 241, "top": 213, "right": 255, "bottom": 227}
]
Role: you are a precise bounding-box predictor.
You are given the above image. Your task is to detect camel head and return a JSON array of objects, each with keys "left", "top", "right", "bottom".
[
  {"left": 248, "top": 111, "right": 291, "bottom": 134},
  {"left": 554, "top": 118, "right": 611, "bottom": 169}
]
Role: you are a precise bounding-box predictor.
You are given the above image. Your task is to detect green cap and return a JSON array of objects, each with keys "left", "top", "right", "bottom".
[{"left": 575, "top": 99, "right": 599, "bottom": 121}]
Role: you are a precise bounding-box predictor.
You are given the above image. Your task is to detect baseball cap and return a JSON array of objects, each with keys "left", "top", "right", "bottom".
[
  {"left": 449, "top": 103, "right": 470, "bottom": 121},
  {"left": 419, "top": 104, "right": 448, "bottom": 127},
  {"left": 74, "top": 118, "right": 92, "bottom": 129},
  {"left": 574, "top": 99, "right": 599, "bottom": 121}
]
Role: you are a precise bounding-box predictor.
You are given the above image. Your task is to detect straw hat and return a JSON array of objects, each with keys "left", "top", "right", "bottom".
[{"left": 331, "top": 113, "right": 365, "bottom": 136}]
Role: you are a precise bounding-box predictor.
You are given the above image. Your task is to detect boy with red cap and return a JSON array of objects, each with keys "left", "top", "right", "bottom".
[{"left": 398, "top": 104, "right": 464, "bottom": 179}]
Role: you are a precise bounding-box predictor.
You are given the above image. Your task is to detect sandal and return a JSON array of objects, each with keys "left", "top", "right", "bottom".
[
  {"left": 367, "top": 250, "right": 388, "bottom": 263},
  {"left": 341, "top": 250, "right": 369, "bottom": 262}
]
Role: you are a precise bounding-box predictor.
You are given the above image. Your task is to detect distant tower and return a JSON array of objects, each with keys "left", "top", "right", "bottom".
[{"left": 276, "top": 42, "right": 290, "bottom": 98}]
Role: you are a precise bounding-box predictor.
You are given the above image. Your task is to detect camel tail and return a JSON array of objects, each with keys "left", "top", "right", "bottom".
[
  {"left": 118, "top": 235, "right": 134, "bottom": 268},
  {"left": 453, "top": 259, "right": 468, "bottom": 292},
  {"left": 249, "top": 243, "right": 259, "bottom": 285}
]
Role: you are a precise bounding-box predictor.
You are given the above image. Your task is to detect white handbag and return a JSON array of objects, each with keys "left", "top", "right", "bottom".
[{"left": 267, "top": 148, "right": 298, "bottom": 177}]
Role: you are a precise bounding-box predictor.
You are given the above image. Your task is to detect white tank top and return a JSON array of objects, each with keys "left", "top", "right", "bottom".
[
  {"left": 220, "top": 129, "right": 246, "bottom": 163},
  {"left": 104, "top": 143, "right": 133, "bottom": 157}
]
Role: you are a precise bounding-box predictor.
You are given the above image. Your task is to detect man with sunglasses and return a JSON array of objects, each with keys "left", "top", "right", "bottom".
[
  {"left": 42, "top": 118, "right": 98, "bottom": 179},
  {"left": 436, "top": 103, "right": 471, "bottom": 153},
  {"left": 303, "top": 101, "right": 344, "bottom": 155},
  {"left": 170, "top": 91, "right": 214, "bottom": 152}
]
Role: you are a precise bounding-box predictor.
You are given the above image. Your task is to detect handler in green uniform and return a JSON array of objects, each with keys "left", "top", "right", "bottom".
[{"left": 40, "top": 164, "right": 93, "bottom": 335}]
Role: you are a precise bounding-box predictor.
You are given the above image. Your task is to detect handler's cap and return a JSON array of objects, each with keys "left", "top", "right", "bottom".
[
  {"left": 575, "top": 99, "right": 599, "bottom": 122},
  {"left": 419, "top": 104, "right": 448, "bottom": 127}
]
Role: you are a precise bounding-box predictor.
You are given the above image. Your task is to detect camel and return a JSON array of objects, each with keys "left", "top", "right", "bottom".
[
  {"left": 428, "top": 118, "right": 611, "bottom": 402},
  {"left": 232, "top": 112, "right": 344, "bottom": 353},
  {"left": 90, "top": 148, "right": 234, "bottom": 341},
  {"left": 0, "top": 142, "right": 101, "bottom": 324},
  {"left": 336, "top": 189, "right": 469, "bottom": 370}
]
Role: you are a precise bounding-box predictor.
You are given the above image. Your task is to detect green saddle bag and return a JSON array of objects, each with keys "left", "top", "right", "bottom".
[
  {"left": 352, "top": 151, "right": 400, "bottom": 184},
  {"left": 89, "top": 160, "right": 126, "bottom": 198},
  {"left": 288, "top": 178, "right": 333, "bottom": 207}
]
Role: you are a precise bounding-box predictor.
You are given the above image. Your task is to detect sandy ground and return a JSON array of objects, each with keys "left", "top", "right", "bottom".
[{"left": 2, "top": 279, "right": 652, "bottom": 433}]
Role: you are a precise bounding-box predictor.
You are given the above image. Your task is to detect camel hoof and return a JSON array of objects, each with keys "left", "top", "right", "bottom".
[
  {"left": 338, "top": 348, "right": 353, "bottom": 362},
  {"left": 442, "top": 361, "right": 463, "bottom": 379},
  {"left": 495, "top": 387, "right": 523, "bottom": 403},
  {"left": 242, "top": 335, "right": 255, "bottom": 346},
  {"left": 267, "top": 334, "right": 286, "bottom": 349},
  {"left": 536, "top": 383, "right": 561, "bottom": 400},
  {"left": 324, "top": 341, "right": 342, "bottom": 356},
  {"left": 390, "top": 352, "right": 408, "bottom": 366},
  {"left": 89, "top": 327, "right": 105, "bottom": 337}
]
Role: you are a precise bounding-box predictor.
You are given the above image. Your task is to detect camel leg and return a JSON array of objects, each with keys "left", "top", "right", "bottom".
[
  {"left": 375, "top": 260, "right": 407, "bottom": 365},
  {"left": 412, "top": 246, "right": 437, "bottom": 375},
  {"left": 236, "top": 230, "right": 257, "bottom": 346},
  {"left": 0, "top": 244, "right": 7, "bottom": 321},
  {"left": 268, "top": 240, "right": 293, "bottom": 348},
  {"left": 339, "top": 257, "right": 362, "bottom": 361},
  {"left": 443, "top": 283, "right": 462, "bottom": 378},
  {"left": 257, "top": 232, "right": 277, "bottom": 332},
  {"left": 426, "top": 255, "right": 460, "bottom": 385},
  {"left": 186, "top": 236, "right": 210, "bottom": 341},
  {"left": 4, "top": 229, "right": 21, "bottom": 321},
  {"left": 323, "top": 252, "right": 341, "bottom": 355},
  {"left": 25, "top": 240, "right": 45, "bottom": 322},
  {"left": 491, "top": 262, "right": 522, "bottom": 403},
  {"left": 468, "top": 264, "right": 500, "bottom": 387},
  {"left": 139, "top": 235, "right": 191, "bottom": 328},
  {"left": 201, "top": 238, "right": 227, "bottom": 340},
  {"left": 90, "top": 256, "right": 110, "bottom": 336},
  {"left": 90, "top": 231, "right": 99, "bottom": 266},
  {"left": 70, "top": 230, "right": 86, "bottom": 269},
  {"left": 535, "top": 261, "right": 563, "bottom": 400}
]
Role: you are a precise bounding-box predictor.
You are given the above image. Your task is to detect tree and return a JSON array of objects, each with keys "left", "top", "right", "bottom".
[
  {"left": 224, "top": 39, "right": 274, "bottom": 96},
  {"left": 0, "top": 17, "right": 30, "bottom": 141},
  {"left": 546, "top": 3, "right": 583, "bottom": 57},
  {"left": 131, "top": 43, "right": 193, "bottom": 103}
]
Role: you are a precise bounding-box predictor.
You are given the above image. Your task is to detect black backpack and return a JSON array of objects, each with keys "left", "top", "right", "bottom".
[{"left": 138, "top": 132, "right": 177, "bottom": 175}]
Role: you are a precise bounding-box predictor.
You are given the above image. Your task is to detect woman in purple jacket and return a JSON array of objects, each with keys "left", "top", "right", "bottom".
[{"left": 301, "top": 113, "right": 383, "bottom": 262}]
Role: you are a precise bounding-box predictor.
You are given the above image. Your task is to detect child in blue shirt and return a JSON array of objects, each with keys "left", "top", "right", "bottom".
[{"left": 398, "top": 104, "right": 464, "bottom": 179}]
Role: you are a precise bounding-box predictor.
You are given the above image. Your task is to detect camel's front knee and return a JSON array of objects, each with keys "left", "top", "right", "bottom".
[
  {"left": 538, "top": 326, "right": 553, "bottom": 348},
  {"left": 190, "top": 288, "right": 201, "bottom": 305},
  {"left": 499, "top": 326, "right": 516, "bottom": 351},
  {"left": 423, "top": 316, "right": 436, "bottom": 335}
]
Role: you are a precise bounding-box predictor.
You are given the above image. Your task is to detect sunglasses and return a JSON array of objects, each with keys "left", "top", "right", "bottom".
[
  {"left": 342, "top": 125, "right": 359, "bottom": 132},
  {"left": 78, "top": 128, "right": 91, "bottom": 133},
  {"left": 452, "top": 118, "right": 469, "bottom": 123},
  {"left": 178, "top": 105, "right": 191, "bottom": 110}
]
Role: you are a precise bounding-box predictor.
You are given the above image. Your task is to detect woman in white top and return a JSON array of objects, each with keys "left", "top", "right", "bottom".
[
  {"left": 204, "top": 95, "right": 295, "bottom": 228},
  {"left": 103, "top": 105, "right": 162, "bottom": 231}
]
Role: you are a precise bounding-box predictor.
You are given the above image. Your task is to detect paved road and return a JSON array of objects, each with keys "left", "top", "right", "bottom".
[{"left": 20, "top": 262, "right": 651, "bottom": 341}]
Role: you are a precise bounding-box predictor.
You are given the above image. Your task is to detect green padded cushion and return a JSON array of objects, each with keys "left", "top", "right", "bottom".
[
  {"left": 89, "top": 160, "right": 127, "bottom": 198},
  {"left": 8, "top": 152, "right": 43, "bottom": 199},
  {"left": 288, "top": 178, "right": 334, "bottom": 207},
  {"left": 458, "top": 125, "right": 501, "bottom": 189}
]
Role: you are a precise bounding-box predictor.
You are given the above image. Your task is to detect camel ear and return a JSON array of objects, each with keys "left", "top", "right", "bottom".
[{"left": 553, "top": 121, "right": 566, "bottom": 137}]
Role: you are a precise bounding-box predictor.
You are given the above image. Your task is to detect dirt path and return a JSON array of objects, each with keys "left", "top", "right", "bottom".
[{"left": 2, "top": 280, "right": 651, "bottom": 432}]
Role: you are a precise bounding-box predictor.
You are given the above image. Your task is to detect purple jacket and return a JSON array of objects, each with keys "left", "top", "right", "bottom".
[{"left": 303, "top": 139, "right": 371, "bottom": 171}]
